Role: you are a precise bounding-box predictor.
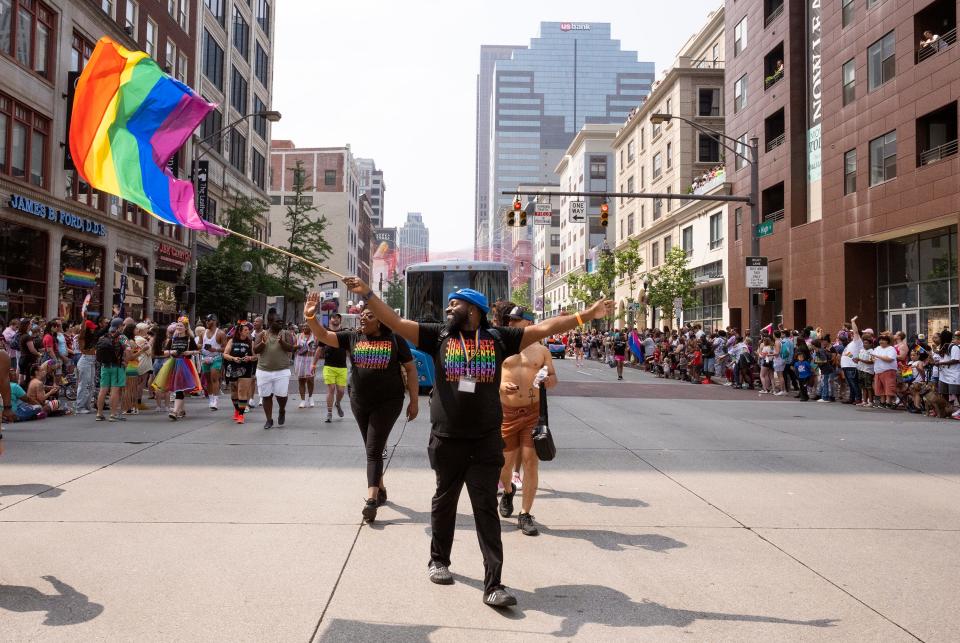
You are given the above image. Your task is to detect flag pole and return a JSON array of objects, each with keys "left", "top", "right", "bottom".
[{"left": 220, "top": 227, "right": 348, "bottom": 280}]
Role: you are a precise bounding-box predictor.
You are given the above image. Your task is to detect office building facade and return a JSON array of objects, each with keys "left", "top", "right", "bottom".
[
  {"left": 483, "top": 22, "right": 655, "bottom": 265},
  {"left": 357, "top": 157, "right": 385, "bottom": 227},
  {"left": 398, "top": 212, "right": 429, "bottom": 272}
]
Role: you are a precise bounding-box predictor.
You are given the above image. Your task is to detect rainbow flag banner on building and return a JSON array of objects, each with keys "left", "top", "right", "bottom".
[
  {"left": 63, "top": 268, "right": 98, "bottom": 289},
  {"left": 69, "top": 37, "right": 224, "bottom": 235}
]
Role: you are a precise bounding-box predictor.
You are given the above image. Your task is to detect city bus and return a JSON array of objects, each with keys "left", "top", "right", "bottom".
[{"left": 404, "top": 260, "right": 510, "bottom": 390}]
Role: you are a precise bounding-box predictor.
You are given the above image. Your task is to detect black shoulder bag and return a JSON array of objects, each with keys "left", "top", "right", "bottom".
[{"left": 532, "top": 383, "right": 556, "bottom": 461}]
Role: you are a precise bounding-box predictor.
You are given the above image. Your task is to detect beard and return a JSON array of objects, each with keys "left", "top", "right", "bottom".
[{"left": 445, "top": 308, "right": 468, "bottom": 332}]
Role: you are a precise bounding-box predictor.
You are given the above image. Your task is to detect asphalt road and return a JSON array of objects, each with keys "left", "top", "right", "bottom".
[{"left": 1, "top": 358, "right": 958, "bottom": 641}]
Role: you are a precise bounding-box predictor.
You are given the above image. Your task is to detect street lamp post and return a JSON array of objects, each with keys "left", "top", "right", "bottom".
[
  {"left": 650, "top": 113, "right": 760, "bottom": 340},
  {"left": 187, "top": 109, "right": 281, "bottom": 323},
  {"left": 520, "top": 260, "right": 548, "bottom": 321}
]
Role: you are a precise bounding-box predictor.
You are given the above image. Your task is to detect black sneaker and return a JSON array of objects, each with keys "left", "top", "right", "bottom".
[
  {"left": 376, "top": 487, "right": 387, "bottom": 507},
  {"left": 517, "top": 512, "right": 539, "bottom": 536},
  {"left": 362, "top": 498, "right": 377, "bottom": 523},
  {"left": 277, "top": 409, "right": 285, "bottom": 426},
  {"left": 499, "top": 483, "right": 516, "bottom": 518},
  {"left": 427, "top": 562, "right": 454, "bottom": 585},
  {"left": 336, "top": 402, "right": 344, "bottom": 417},
  {"left": 263, "top": 419, "right": 274, "bottom": 430},
  {"left": 483, "top": 586, "right": 517, "bottom": 608}
]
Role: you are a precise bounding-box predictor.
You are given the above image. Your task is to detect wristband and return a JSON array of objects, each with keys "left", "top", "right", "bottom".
[
  {"left": 575, "top": 312, "right": 584, "bottom": 326},
  {"left": 304, "top": 314, "right": 316, "bottom": 321}
]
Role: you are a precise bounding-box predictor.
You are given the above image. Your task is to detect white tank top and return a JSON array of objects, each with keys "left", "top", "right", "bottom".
[{"left": 203, "top": 328, "right": 222, "bottom": 354}]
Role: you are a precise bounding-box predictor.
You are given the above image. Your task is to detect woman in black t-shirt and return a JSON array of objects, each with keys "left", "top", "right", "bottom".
[
  {"left": 223, "top": 323, "right": 257, "bottom": 424},
  {"left": 304, "top": 294, "right": 419, "bottom": 523}
]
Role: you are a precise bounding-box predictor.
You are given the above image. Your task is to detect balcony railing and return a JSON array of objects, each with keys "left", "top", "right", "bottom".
[
  {"left": 764, "top": 2, "right": 784, "bottom": 27},
  {"left": 763, "top": 208, "right": 785, "bottom": 222},
  {"left": 919, "top": 139, "right": 959, "bottom": 166},
  {"left": 764, "top": 68, "right": 784, "bottom": 90},
  {"left": 765, "top": 133, "right": 785, "bottom": 152},
  {"left": 917, "top": 27, "right": 957, "bottom": 63},
  {"left": 690, "top": 59, "right": 725, "bottom": 69}
]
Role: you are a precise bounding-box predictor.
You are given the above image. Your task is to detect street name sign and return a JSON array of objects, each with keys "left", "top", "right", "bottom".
[
  {"left": 755, "top": 220, "right": 774, "bottom": 238},
  {"left": 569, "top": 201, "right": 586, "bottom": 223},
  {"left": 745, "top": 256, "right": 768, "bottom": 288},
  {"left": 534, "top": 202, "right": 552, "bottom": 225}
]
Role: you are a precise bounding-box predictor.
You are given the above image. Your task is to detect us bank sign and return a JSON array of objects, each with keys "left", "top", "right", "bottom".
[{"left": 560, "top": 23, "right": 591, "bottom": 31}]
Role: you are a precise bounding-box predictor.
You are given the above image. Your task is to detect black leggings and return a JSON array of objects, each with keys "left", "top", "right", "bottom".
[{"left": 351, "top": 397, "right": 404, "bottom": 487}]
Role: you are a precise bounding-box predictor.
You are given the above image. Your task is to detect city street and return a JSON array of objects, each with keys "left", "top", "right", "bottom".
[{"left": 2, "top": 359, "right": 959, "bottom": 642}]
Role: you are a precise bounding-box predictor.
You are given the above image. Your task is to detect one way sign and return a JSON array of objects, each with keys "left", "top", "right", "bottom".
[{"left": 569, "top": 201, "right": 585, "bottom": 223}]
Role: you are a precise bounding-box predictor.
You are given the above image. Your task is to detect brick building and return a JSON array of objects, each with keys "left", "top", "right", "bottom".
[{"left": 725, "top": 0, "right": 959, "bottom": 336}]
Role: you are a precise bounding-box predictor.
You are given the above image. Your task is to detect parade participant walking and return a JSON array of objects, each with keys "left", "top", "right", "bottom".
[
  {"left": 320, "top": 313, "right": 348, "bottom": 423},
  {"left": 200, "top": 315, "right": 227, "bottom": 411},
  {"left": 612, "top": 331, "right": 627, "bottom": 380},
  {"left": 95, "top": 318, "right": 129, "bottom": 422},
  {"left": 153, "top": 321, "right": 202, "bottom": 421},
  {"left": 304, "top": 294, "right": 419, "bottom": 522},
  {"left": 573, "top": 332, "right": 584, "bottom": 368},
  {"left": 293, "top": 324, "right": 319, "bottom": 408},
  {"left": 253, "top": 312, "right": 295, "bottom": 430},
  {"left": 249, "top": 316, "right": 264, "bottom": 408},
  {"left": 341, "top": 274, "right": 613, "bottom": 608},
  {"left": 497, "top": 305, "right": 556, "bottom": 537},
  {"left": 223, "top": 322, "right": 256, "bottom": 424},
  {"left": 150, "top": 324, "right": 171, "bottom": 414},
  {"left": 74, "top": 314, "right": 100, "bottom": 414}
]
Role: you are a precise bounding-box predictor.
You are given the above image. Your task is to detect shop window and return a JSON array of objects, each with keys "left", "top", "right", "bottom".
[
  {"left": 0, "top": 0, "right": 56, "bottom": 79},
  {"left": 0, "top": 92, "right": 50, "bottom": 188},
  {"left": 115, "top": 251, "right": 147, "bottom": 320},
  {"left": 60, "top": 237, "right": 104, "bottom": 322},
  {"left": 0, "top": 221, "right": 47, "bottom": 318}
]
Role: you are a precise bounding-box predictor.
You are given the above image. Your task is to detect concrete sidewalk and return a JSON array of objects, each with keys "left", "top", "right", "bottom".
[{"left": 1, "top": 362, "right": 957, "bottom": 641}]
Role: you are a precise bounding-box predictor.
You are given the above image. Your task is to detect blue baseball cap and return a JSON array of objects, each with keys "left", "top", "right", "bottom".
[{"left": 448, "top": 288, "right": 489, "bottom": 314}]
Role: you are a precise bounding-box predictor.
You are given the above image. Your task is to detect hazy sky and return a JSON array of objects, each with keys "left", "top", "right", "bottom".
[{"left": 272, "top": 0, "right": 722, "bottom": 254}]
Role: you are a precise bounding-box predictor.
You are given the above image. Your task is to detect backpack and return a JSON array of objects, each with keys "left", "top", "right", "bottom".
[
  {"left": 10, "top": 332, "right": 20, "bottom": 351},
  {"left": 96, "top": 332, "right": 123, "bottom": 365}
]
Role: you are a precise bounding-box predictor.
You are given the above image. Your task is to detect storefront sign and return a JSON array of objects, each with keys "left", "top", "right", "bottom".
[
  {"left": 157, "top": 242, "right": 191, "bottom": 267},
  {"left": 196, "top": 160, "right": 209, "bottom": 221},
  {"left": 8, "top": 193, "right": 107, "bottom": 237}
]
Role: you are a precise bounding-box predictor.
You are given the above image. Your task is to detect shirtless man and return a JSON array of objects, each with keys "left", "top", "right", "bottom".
[{"left": 497, "top": 305, "right": 557, "bottom": 536}]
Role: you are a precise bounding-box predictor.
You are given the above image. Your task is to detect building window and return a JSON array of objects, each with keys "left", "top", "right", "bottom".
[
  {"left": 165, "top": 39, "right": 176, "bottom": 71},
  {"left": 698, "top": 134, "right": 721, "bottom": 163},
  {"left": 666, "top": 185, "right": 673, "bottom": 212},
  {"left": 324, "top": 169, "right": 336, "bottom": 186},
  {"left": 868, "top": 31, "right": 896, "bottom": 91},
  {"left": 626, "top": 175, "right": 634, "bottom": 196},
  {"left": 682, "top": 226, "right": 693, "bottom": 256},
  {"left": 627, "top": 139, "right": 635, "bottom": 162},
  {"left": 640, "top": 204, "right": 645, "bottom": 228},
  {"left": 589, "top": 155, "right": 607, "bottom": 179},
  {"left": 230, "top": 66, "right": 248, "bottom": 113},
  {"left": 0, "top": 92, "right": 50, "bottom": 188},
  {"left": 627, "top": 214, "right": 635, "bottom": 236},
  {"left": 698, "top": 88, "right": 721, "bottom": 116},
  {"left": 229, "top": 129, "right": 246, "bottom": 173},
  {"left": 251, "top": 149, "right": 265, "bottom": 189},
  {"left": 666, "top": 142, "right": 673, "bottom": 169},
  {"left": 233, "top": 7, "right": 249, "bottom": 58},
  {"left": 666, "top": 98, "right": 672, "bottom": 114},
  {"left": 252, "top": 96, "right": 266, "bottom": 139},
  {"left": 651, "top": 241, "right": 659, "bottom": 267},
  {"left": 842, "top": 0, "right": 854, "bottom": 27},
  {"left": 254, "top": 42, "right": 269, "bottom": 86},
  {"left": 734, "top": 74, "right": 748, "bottom": 112},
  {"left": 640, "top": 165, "right": 645, "bottom": 189},
  {"left": 640, "top": 127, "right": 645, "bottom": 149},
  {"left": 734, "top": 17, "right": 747, "bottom": 56},
  {"left": 70, "top": 31, "right": 94, "bottom": 73},
  {"left": 844, "top": 149, "right": 857, "bottom": 194},
  {"left": 256, "top": 0, "right": 270, "bottom": 32},
  {"left": 709, "top": 212, "right": 723, "bottom": 249},
  {"left": 101, "top": 0, "right": 114, "bottom": 18},
  {"left": 869, "top": 130, "right": 896, "bottom": 185},
  {"left": 125, "top": 1, "right": 138, "bottom": 38},
  {"left": 652, "top": 120, "right": 661, "bottom": 138},
  {"left": 735, "top": 134, "right": 748, "bottom": 170},
  {"left": 653, "top": 197, "right": 662, "bottom": 220},
  {"left": 178, "top": 0, "right": 189, "bottom": 32},
  {"left": 167, "top": 0, "right": 176, "bottom": 17},
  {"left": 202, "top": 30, "right": 224, "bottom": 90},
  {"left": 0, "top": 0, "right": 56, "bottom": 78},
  {"left": 177, "top": 51, "right": 188, "bottom": 83},
  {"left": 204, "top": 0, "right": 224, "bottom": 26},
  {"left": 842, "top": 59, "right": 856, "bottom": 105},
  {"left": 199, "top": 104, "right": 223, "bottom": 153},
  {"left": 664, "top": 235, "right": 672, "bottom": 254},
  {"left": 652, "top": 152, "right": 662, "bottom": 179},
  {"left": 734, "top": 207, "right": 742, "bottom": 241},
  {"left": 145, "top": 18, "right": 157, "bottom": 57}
]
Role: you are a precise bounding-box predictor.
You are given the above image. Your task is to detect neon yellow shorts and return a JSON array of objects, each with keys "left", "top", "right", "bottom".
[{"left": 322, "top": 366, "right": 347, "bottom": 387}]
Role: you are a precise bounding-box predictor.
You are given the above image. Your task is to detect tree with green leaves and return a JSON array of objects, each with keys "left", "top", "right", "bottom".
[
  {"left": 615, "top": 238, "right": 644, "bottom": 327},
  {"left": 383, "top": 274, "right": 405, "bottom": 311},
  {"left": 645, "top": 246, "right": 696, "bottom": 328},
  {"left": 566, "top": 248, "right": 617, "bottom": 328},
  {"left": 279, "top": 160, "right": 332, "bottom": 303},
  {"left": 511, "top": 282, "right": 531, "bottom": 309}
]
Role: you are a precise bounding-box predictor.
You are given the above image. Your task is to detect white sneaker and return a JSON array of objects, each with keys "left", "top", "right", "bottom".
[
  {"left": 817, "top": 398, "right": 829, "bottom": 403},
  {"left": 774, "top": 391, "right": 784, "bottom": 396},
  {"left": 249, "top": 398, "right": 258, "bottom": 409},
  {"left": 511, "top": 471, "right": 523, "bottom": 491},
  {"left": 77, "top": 408, "right": 91, "bottom": 414},
  {"left": 759, "top": 390, "right": 769, "bottom": 394},
  {"left": 209, "top": 395, "right": 218, "bottom": 410},
  {"left": 298, "top": 401, "right": 306, "bottom": 409},
  {"left": 309, "top": 398, "right": 315, "bottom": 408}
]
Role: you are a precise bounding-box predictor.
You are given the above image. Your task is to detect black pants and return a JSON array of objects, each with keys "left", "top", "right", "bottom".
[
  {"left": 782, "top": 363, "right": 799, "bottom": 392},
  {"left": 427, "top": 432, "right": 505, "bottom": 594},
  {"left": 351, "top": 397, "right": 404, "bottom": 487}
]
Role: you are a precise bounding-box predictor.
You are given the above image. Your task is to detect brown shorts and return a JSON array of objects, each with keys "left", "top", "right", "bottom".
[
  {"left": 873, "top": 370, "right": 897, "bottom": 396},
  {"left": 501, "top": 402, "right": 539, "bottom": 451}
]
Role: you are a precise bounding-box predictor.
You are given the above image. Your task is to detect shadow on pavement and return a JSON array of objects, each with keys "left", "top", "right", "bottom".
[
  {"left": 0, "top": 484, "right": 66, "bottom": 506},
  {"left": 538, "top": 487, "right": 649, "bottom": 508},
  {"left": 317, "top": 618, "right": 439, "bottom": 642},
  {"left": 367, "top": 502, "right": 472, "bottom": 535},
  {"left": 0, "top": 576, "right": 104, "bottom": 626},
  {"left": 538, "top": 528, "right": 686, "bottom": 553},
  {"left": 454, "top": 575, "right": 836, "bottom": 637}
]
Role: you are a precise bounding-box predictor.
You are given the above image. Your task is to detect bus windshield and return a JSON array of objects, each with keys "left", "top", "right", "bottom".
[{"left": 406, "top": 268, "right": 509, "bottom": 323}]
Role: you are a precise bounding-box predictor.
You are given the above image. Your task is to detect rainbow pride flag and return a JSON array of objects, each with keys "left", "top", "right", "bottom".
[
  {"left": 69, "top": 38, "right": 224, "bottom": 235},
  {"left": 63, "top": 268, "right": 98, "bottom": 289}
]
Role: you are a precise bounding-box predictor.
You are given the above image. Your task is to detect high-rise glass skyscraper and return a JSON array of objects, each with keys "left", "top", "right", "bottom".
[{"left": 480, "top": 22, "right": 654, "bottom": 260}]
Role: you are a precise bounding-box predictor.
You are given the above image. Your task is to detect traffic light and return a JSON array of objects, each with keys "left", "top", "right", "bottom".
[
  {"left": 519, "top": 209, "right": 527, "bottom": 226},
  {"left": 599, "top": 198, "right": 609, "bottom": 227},
  {"left": 507, "top": 210, "right": 516, "bottom": 226},
  {"left": 508, "top": 197, "right": 522, "bottom": 227}
]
